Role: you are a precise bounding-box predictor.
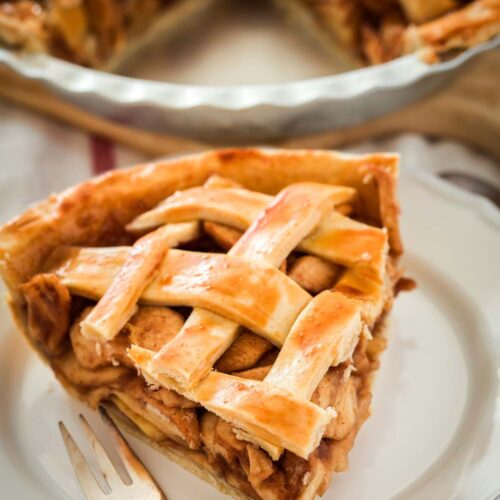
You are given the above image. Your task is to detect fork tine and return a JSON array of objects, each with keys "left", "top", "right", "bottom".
[
  {"left": 79, "top": 414, "right": 128, "bottom": 490},
  {"left": 98, "top": 406, "right": 166, "bottom": 499},
  {"left": 58, "top": 421, "right": 107, "bottom": 500}
]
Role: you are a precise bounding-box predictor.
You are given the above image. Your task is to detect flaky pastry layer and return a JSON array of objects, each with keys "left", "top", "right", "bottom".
[{"left": 0, "top": 148, "right": 404, "bottom": 500}]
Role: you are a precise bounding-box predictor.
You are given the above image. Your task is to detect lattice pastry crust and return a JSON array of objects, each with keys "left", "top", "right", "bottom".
[{"left": 0, "top": 148, "right": 405, "bottom": 500}]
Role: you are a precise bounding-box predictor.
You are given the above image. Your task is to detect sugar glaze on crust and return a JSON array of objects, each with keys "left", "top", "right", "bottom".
[{"left": 0, "top": 148, "right": 405, "bottom": 500}]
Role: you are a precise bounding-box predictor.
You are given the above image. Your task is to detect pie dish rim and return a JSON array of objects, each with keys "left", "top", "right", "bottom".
[{"left": 0, "top": 37, "right": 498, "bottom": 112}]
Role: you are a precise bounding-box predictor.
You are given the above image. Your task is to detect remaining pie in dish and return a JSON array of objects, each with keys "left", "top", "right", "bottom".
[
  {"left": 0, "top": 148, "right": 409, "bottom": 499},
  {"left": 0, "top": 0, "right": 499, "bottom": 68}
]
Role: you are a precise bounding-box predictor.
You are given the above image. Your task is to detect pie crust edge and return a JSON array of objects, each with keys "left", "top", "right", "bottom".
[{"left": 0, "top": 147, "right": 403, "bottom": 499}]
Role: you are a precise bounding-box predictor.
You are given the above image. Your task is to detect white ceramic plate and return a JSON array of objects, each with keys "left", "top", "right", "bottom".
[{"left": 0, "top": 167, "right": 498, "bottom": 500}]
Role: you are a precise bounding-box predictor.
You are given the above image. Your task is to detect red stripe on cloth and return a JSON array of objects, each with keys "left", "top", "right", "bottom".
[{"left": 90, "top": 135, "right": 116, "bottom": 174}]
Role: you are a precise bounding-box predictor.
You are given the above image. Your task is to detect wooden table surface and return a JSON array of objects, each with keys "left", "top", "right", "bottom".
[{"left": 0, "top": 50, "right": 499, "bottom": 161}]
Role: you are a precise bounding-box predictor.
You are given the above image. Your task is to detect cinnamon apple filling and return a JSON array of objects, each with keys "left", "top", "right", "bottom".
[
  {"left": 0, "top": 0, "right": 498, "bottom": 68},
  {"left": 0, "top": 0, "right": 199, "bottom": 67},
  {"left": 20, "top": 283, "right": 392, "bottom": 500}
]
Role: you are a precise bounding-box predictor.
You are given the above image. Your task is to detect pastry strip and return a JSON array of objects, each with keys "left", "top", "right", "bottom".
[
  {"left": 126, "top": 186, "right": 385, "bottom": 272},
  {"left": 128, "top": 346, "right": 335, "bottom": 460},
  {"left": 80, "top": 224, "right": 192, "bottom": 341},
  {"left": 148, "top": 183, "right": 349, "bottom": 388},
  {"left": 301, "top": 212, "right": 387, "bottom": 279},
  {"left": 53, "top": 248, "right": 311, "bottom": 344},
  {"left": 334, "top": 264, "right": 390, "bottom": 324},
  {"left": 127, "top": 187, "right": 271, "bottom": 232},
  {"left": 404, "top": 0, "right": 500, "bottom": 55},
  {"left": 264, "top": 291, "right": 362, "bottom": 400}
]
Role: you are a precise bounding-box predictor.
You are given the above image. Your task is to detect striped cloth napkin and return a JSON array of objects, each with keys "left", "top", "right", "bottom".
[{"left": 0, "top": 100, "right": 148, "bottom": 224}]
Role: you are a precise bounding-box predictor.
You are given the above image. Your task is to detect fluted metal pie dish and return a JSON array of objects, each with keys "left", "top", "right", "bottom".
[{"left": 0, "top": 35, "right": 498, "bottom": 142}]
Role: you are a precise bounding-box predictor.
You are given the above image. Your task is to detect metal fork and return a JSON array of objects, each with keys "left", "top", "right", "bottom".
[{"left": 59, "top": 406, "right": 166, "bottom": 500}]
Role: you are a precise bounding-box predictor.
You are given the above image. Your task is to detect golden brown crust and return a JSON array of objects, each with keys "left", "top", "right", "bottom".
[
  {"left": 1, "top": 1, "right": 498, "bottom": 69},
  {"left": 0, "top": 147, "right": 403, "bottom": 500},
  {"left": 404, "top": 0, "right": 500, "bottom": 56},
  {"left": 0, "top": 149, "right": 401, "bottom": 300},
  {"left": 20, "top": 273, "right": 71, "bottom": 356},
  {"left": 0, "top": 1, "right": 48, "bottom": 50},
  {"left": 102, "top": 316, "right": 384, "bottom": 500},
  {"left": 80, "top": 224, "right": 173, "bottom": 342},
  {"left": 0, "top": 0, "right": 214, "bottom": 68},
  {"left": 264, "top": 291, "right": 362, "bottom": 400}
]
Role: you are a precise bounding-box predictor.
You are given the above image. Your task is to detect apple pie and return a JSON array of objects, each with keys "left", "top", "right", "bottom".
[
  {"left": 0, "top": 0, "right": 499, "bottom": 68},
  {"left": 0, "top": 148, "right": 410, "bottom": 499}
]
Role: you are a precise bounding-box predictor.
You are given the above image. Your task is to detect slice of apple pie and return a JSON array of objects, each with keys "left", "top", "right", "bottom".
[{"left": 0, "top": 148, "right": 409, "bottom": 499}]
